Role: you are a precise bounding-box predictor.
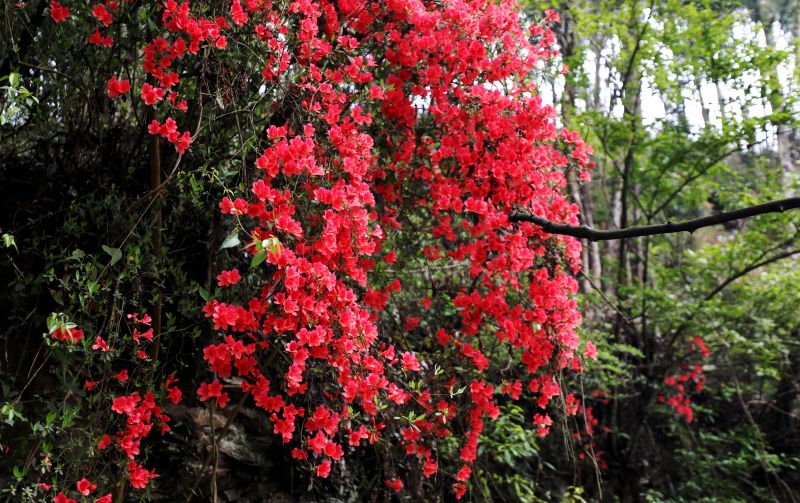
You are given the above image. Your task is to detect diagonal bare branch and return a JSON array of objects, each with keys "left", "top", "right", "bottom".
[{"left": 509, "top": 197, "right": 800, "bottom": 241}]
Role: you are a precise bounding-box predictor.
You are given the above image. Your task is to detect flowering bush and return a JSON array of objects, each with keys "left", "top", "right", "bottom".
[
  {"left": 4, "top": 310, "right": 181, "bottom": 502},
  {"left": 3, "top": 0, "right": 599, "bottom": 500}
]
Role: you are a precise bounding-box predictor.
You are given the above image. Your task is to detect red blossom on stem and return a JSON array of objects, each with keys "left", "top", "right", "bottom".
[
  {"left": 141, "top": 83, "right": 165, "bottom": 105},
  {"left": 49, "top": 0, "right": 69, "bottom": 23},
  {"left": 88, "top": 28, "right": 113, "bottom": 48},
  {"left": 216, "top": 269, "right": 241, "bottom": 287},
  {"left": 51, "top": 326, "right": 84, "bottom": 343},
  {"left": 107, "top": 76, "right": 131, "bottom": 98},
  {"left": 91, "top": 4, "right": 112, "bottom": 26},
  {"left": 76, "top": 478, "right": 96, "bottom": 496},
  {"left": 53, "top": 492, "right": 76, "bottom": 503}
]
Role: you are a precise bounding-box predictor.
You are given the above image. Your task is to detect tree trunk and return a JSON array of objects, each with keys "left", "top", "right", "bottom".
[{"left": 759, "top": 0, "right": 795, "bottom": 175}]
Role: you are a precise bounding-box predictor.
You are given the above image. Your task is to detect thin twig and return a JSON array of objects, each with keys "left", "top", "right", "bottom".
[{"left": 184, "top": 392, "right": 249, "bottom": 502}]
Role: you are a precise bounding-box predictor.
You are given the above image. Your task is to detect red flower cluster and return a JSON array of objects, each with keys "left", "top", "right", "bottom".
[
  {"left": 197, "top": 380, "right": 230, "bottom": 408},
  {"left": 50, "top": 0, "right": 69, "bottom": 23},
  {"left": 89, "top": 28, "right": 113, "bottom": 48},
  {"left": 659, "top": 337, "right": 711, "bottom": 423},
  {"left": 42, "top": 309, "right": 178, "bottom": 499},
  {"left": 107, "top": 76, "right": 130, "bottom": 98},
  {"left": 52, "top": 0, "right": 595, "bottom": 499},
  {"left": 146, "top": 118, "right": 191, "bottom": 154},
  {"left": 216, "top": 268, "right": 241, "bottom": 287},
  {"left": 53, "top": 487, "right": 110, "bottom": 503},
  {"left": 127, "top": 461, "right": 158, "bottom": 490},
  {"left": 76, "top": 478, "right": 96, "bottom": 496}
]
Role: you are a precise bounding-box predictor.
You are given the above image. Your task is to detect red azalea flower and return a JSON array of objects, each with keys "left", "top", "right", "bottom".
[
  {"left": 132, "top": 327, "right": 153, "bottom": 344},
  {"left": 401, "top": 352, "right": 421, "bottom": 371},
  {"left": 76, "top": 478, "right": 96, "bottom": 496},
  {"left": 88, "top": 29, "right": 113, "bottom": 48},
  {"left": 584, "top": 340, "right": 598, "bottom": 359},
  {"left": 92, "top": 336, "right": 110, "bottom": 351},
  {"left": 141, "top": 83, "right": 165, "bottom": 105},
  {"left": 49, "top": 0, "right": 69, "bottom": 23},
  {"left": 198, "top": 380, "right": 230, "bottom": 408},
  {"left": 385, "top": 478, "right": 403, "bottom": 492},
  {"left": 127, "top": 461, "right": 157, "bottom": 489},
  {"left": 91, "top": 4, "right": 112, "bottom": 26},
  {"left": 113, "top": 369, "right": 129, "bottom": 383},
  {"left": 97, "top": 434, "right": 111, "bottom": 450},
  {"left": 111, "top": 394, "right": 140, "bottom": 414},
  {"left": 315, "top": 460, "right": 331, "bottom": 478},
  {"left": 167, "top": 386, "right": 182, "bottom": 404},
  {"left": 216, "top": 269, "right": 241, "bottom": 287},
  {"left": 51, "top": 326, "right": 84, "bottom": 343},
  {"left": 53, "top": 493, "right": 76, "bottom": 503},
  {"left": 107, "top": 76, "right": 131, "bottom": 98}
]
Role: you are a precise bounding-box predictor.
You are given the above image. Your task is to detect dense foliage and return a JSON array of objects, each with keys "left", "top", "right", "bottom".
[{"left": 540, "top": 0, "right": 800, "bottom": 499}]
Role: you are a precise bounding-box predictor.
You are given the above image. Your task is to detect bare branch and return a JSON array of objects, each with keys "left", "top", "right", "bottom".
[{"left": 509, "top": 197, "right": 800, "bottom": 241}]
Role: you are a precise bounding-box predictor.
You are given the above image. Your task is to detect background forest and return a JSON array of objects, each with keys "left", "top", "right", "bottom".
[
  {"left": 1, "top": 0, "right": 799, "bottom": 501},
  {"left": 535, "top": 0, "right": 800, "bottom": 500}
]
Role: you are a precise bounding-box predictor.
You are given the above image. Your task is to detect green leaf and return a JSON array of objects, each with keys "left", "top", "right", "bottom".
[
  {"left": 102, "top": 245, "right": 122, "bottom": 265},
  {"left": 61, "top": 407, "right": 77, "bottom": 429},
  {"left": 8, "top": 72, "right": 20, "bottom": 88},
  {"left": 46, "top": 313, "right": 59, "bottom": 334},
  {"left": 197, "top": 286, "right": 210, "bottom": 301},
  {"left": 2, "top": 233, "right": 16, "bottom": 252},
  {"left": 1, "top": 402, "right": 23, "bottom": 427},
  {"left": 251, "top": 250, "right": 267, "bottom": 267},
  {"left": 220, "top": 231, "right": 241, "bottom": 250},
  {"left": 266, "top": 238, "right": 281, "bottom": 256}
]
